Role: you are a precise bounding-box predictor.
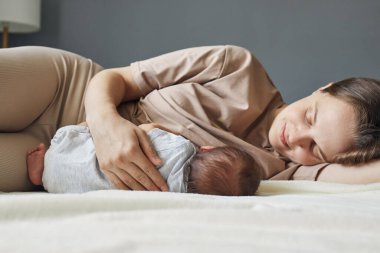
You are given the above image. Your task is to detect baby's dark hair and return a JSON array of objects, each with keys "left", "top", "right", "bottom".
[{"left": 186, "top": 146, "right": 261, "bottom": 196}]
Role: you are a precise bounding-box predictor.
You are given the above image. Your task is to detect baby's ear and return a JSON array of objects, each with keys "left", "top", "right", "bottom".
[{"left": 199, "top": 146, "right": 215, "bottom": 152}]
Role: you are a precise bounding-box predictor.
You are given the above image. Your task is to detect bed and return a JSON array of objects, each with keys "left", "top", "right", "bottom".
[{"left": 1, "top": 180, "right": 379, "bottom": 253}]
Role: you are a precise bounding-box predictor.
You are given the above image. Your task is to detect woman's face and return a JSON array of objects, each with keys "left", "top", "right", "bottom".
[{"left": 269, "top": 90, "right": 356, "bottom": 165}]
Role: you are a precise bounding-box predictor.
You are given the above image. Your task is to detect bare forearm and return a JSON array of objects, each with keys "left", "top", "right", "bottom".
[
  {"left": 82, "top": 67, "right": 167, "bottom": 191},
  {"left": 317, "top": 159, "right": 380, "bottom": 184},
  {"left": 85, "top": 69, "right": 127, "bottom": 124}
]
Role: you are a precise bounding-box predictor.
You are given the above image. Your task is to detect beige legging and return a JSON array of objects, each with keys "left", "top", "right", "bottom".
[{"left": 0, "top": 46, "right": 103, "bottom": 191}]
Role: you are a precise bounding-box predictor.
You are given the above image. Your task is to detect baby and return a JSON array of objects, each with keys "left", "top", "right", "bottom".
[{"left": 27, "top": 123, "right": 261, "bottom": 196}]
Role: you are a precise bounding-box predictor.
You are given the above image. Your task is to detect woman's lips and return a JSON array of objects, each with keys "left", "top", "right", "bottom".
[{"left": 280, "top": 124, "right": 289, "bottom": 148}]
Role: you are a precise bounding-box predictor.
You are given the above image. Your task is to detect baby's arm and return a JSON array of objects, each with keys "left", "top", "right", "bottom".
[
  {"left": 77, "top": 121, "right": 176, "bottom": 135},
  {"left": 138, "top": 123, "right": 179, "bottom": 135}
]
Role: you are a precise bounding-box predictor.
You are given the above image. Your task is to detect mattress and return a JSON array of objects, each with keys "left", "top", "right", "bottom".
[{"left": 1, "top": 180, "right": 379, "bottom": 253}]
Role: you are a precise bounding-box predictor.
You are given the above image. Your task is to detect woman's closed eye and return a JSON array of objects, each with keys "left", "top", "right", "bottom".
[
  {"left": 305, "top": 107, "right": 313, "bottom": 126},
  {"left": 305, "top": 107, "right": 324, "bottom": 161}
]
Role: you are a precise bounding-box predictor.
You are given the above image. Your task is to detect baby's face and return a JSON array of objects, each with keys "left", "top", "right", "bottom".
[{"left": 269, "top": 90, "right": 356, "bottom": 165}]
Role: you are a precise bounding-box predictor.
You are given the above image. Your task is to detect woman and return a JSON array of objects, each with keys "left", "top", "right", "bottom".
[{"left": 0, "top": 45, "right": 379, "bottom": 192}]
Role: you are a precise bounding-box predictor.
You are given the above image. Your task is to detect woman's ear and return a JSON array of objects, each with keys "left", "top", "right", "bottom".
[
  {"left": 314, "top": 82, "right": 334, "bottom": 93},
  {"left": 319, "top": 82, "right": 334, "bottom": 91}
]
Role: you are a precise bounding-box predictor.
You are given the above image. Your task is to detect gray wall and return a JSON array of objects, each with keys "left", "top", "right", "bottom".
[{"left": 10, "top": 0, "right": 380, "bottom": 103}]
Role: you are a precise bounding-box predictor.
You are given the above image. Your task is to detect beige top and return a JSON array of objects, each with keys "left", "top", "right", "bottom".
[{"left": 119, "top": 45, "right": 328, "bottom": 180}]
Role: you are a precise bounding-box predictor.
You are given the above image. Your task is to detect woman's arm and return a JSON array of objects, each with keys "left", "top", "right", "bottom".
[
  {"left": 85, "top": 67, "right": 168, "bottom": 191},
  {"left": 317, "top": 159, "right": 380, "bottom": 184},
  {"left": 84, "top": 46, "right": 248, "bottom": 191}
]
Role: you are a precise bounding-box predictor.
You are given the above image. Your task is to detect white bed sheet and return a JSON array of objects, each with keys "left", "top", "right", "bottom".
[{"left": 1, "top": 180, "right": 380, "bottom": 253}]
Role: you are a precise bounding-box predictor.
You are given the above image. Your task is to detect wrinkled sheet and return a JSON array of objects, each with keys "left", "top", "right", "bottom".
[{"left": 1, "top": 180, "right": 379, "bottom": 253}]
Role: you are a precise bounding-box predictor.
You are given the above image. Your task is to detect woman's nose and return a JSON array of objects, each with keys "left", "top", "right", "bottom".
[{"left": 289, "top": 127, "right": 311, "bottom": 148}]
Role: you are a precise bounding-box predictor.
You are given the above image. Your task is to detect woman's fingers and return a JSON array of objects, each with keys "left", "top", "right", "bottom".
[
  {"left": 105, "top": 156, "right": 162, "bottom": 191},
  {"left": 105, "top": 167, "right": 154, "bottom": 191},
  {"left": 89, "top": 116, "right": 168, "bottom": 191},
  {"left": 135, "top": 129, "right": 169, "bottom": 191},
  {"left": 103, "top": 170, "right": 131, "bottom": 190},
  {"left": 115, "top": 161, "right": 159, "bottom": 191},
  {"left": 135, "top": 128, "right": 162, "bottom": 166}
]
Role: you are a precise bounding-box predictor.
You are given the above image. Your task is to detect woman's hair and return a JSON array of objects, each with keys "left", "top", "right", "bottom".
[
  {"left": 186, "top": 146, "right": 261, "bottom": 196},
  {"left": 322, "top": 77, "right": 380, "bottom": 165}
]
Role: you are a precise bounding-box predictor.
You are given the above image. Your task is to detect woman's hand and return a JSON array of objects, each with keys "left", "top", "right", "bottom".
[
  {"left": 84, "top": 67, "right": 168, "bottom": 191},
  {"left": 89, "top": 114, "right": 168, "bottom": 191}
]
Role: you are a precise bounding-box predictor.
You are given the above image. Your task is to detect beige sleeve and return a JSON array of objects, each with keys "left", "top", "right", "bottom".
[{"left": 130, "top": 45, "right": 252, "bottom": 95}]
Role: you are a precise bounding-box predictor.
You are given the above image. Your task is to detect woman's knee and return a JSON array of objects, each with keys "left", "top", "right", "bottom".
[
  {"left": 0, "top": 47, "right": 64, "bottom": 131},
  {"left": 0, "top": 46, "right": 103, "bottom": 131}
]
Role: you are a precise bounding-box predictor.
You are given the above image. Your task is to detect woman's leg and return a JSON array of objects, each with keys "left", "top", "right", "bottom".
[
  {"left": 0, "top": 47, "right": 59, "bottom": 132},
  {"left": 0, "top": 46, "right": 103, "bottom": 191},
  {"left": 0, "top": 133, "right": 41, "bottom": 191}
]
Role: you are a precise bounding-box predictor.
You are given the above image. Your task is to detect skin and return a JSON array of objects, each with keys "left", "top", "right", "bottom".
[{"left": 269, "top": 87, "right": 357, "bottom": 166}]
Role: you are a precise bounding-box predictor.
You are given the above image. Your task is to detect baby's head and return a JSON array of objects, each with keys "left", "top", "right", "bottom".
[{"left": 186, "top": 146, "right": 261, "bottom": 196}]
